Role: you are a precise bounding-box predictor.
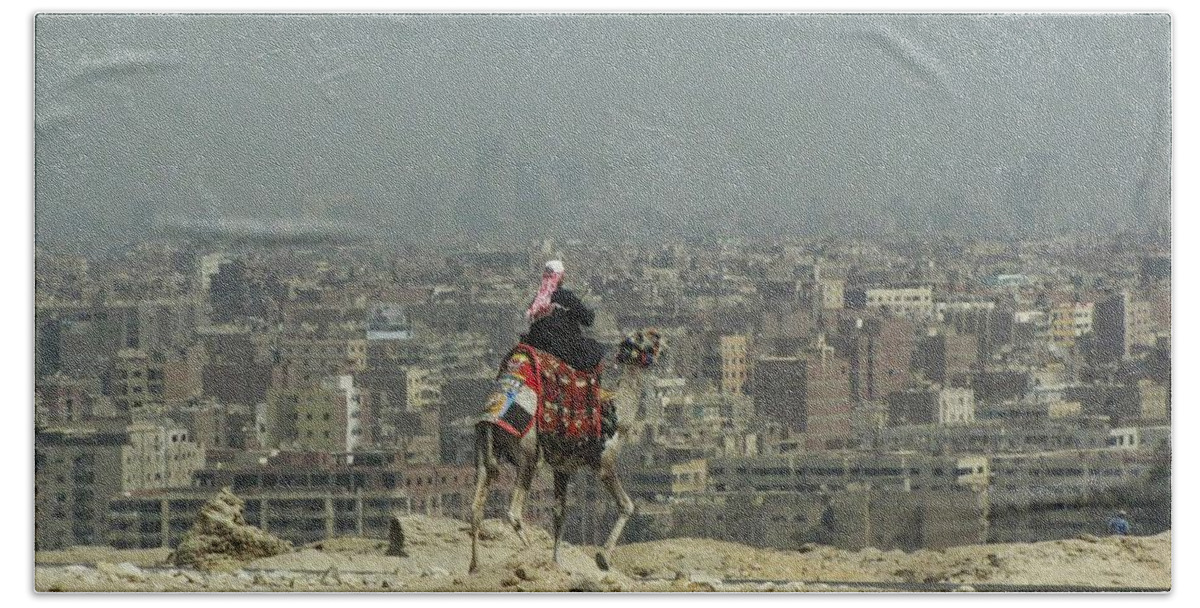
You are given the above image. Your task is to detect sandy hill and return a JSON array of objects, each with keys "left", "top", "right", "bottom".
[{"left": 34, "top": 513, "right": 1170, "bottom": 592}]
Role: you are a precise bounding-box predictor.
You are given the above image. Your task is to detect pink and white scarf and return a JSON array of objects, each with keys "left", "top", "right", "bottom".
[{"left": 525, "top": 260, "right": 565, "bottom": 322}]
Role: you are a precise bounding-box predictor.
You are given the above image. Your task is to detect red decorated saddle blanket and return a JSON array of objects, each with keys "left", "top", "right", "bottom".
[{"left": 483, "top": 344, "right": 604, "bottom": 440}]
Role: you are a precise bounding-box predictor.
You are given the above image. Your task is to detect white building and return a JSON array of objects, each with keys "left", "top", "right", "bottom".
[
  {"left": 938, "top": 387, "right": 976, "bottom": 425},
  {"left": 865, "top": 287, "right": 934, "bottom": 320}
]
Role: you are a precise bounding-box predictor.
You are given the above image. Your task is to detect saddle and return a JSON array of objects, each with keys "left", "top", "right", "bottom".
[{"left": 484, "top": 343, "right": 609, "bottom": 442}]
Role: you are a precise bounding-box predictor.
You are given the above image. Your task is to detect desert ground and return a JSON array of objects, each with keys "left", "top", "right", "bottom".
[{"left": 34, "top": 513, "right": 1170, "bottom": 593}]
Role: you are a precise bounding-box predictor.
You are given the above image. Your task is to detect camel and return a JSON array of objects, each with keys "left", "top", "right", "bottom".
[{"left": 468, "top": 332, "right": 661, "bottom": 574}]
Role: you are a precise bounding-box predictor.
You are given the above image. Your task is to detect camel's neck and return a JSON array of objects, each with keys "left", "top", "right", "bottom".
[{"left": 609, "top": 365, "right": 644, "bottom": 411}]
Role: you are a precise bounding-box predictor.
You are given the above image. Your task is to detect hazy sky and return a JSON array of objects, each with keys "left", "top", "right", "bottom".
[{"left": 34, "top": 14, "right": 1171, "bottom": 251}]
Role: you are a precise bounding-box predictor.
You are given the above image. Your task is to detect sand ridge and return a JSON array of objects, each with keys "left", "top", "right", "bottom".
[{"left": 34, "top": 513, "right": 1171, "bottom": 592}]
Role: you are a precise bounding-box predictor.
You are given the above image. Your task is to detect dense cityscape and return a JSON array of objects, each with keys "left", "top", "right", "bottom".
[{"left": 33, "top": 228, "right": 1171, "bottom": 554}]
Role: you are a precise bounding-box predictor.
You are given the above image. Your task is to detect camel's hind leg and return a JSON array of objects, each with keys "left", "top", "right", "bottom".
[
  {"left": 551, "top": 470, "right": 571, "bottom": 567},
  {"left": 594, "top": 456, "right": 635, "bottom": 571},
  {"left": 505, "top": 437, "right": 538, "bottom": 546},
  {"left": 468, "top": 424, "right": 499, "bottom": 574}
]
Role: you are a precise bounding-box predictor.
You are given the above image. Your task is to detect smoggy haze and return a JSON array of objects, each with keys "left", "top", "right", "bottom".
[{"left": 34, "top": 14, "right": 1171, "bottom": 251}]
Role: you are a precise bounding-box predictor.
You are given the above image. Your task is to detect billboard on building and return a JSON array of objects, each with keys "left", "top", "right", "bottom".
[{"left": 366, "top": 304, "right": 413, "bottom": 340}]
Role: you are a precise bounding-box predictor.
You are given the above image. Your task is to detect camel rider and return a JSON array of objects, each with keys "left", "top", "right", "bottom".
[{"left": 520, "top": 260, "right": 607, "bottom": 371}]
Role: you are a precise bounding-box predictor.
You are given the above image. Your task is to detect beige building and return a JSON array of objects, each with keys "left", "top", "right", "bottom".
[
  {"left": 404, "top": 366, "right": 443, "bottom": 412},
  {"left": 720, "top": 335, "right": 750, "bottom": 395},
  {"left": 35, "top": 421, "right": 205, "bottom": 550},
  {"left": 123, "top": 422, "right": 205, "bottom": 489},
  {"left": 1137, "top": 380, "right": 1169, "bottom": 421},
  {"left": 816, "top": 279, "right": 845, "bottom": 310},
  {"left": 276, "top": 336, "right": 368, "bottom": 386},
  {"left": 937, "top": 387, "right": 976, "bottom": 425},
  {"left": 110, "top": 348, "right": 205, "bottom": 417},
  {"left": 1049, "top": 302, "right": 1094, "bottom": 348},
  {"left": 1048, "top": 400, "right": 1084, "bottom": 419},
  {"left": 263, "top": 375, "right": 369, "bottom": 453}
]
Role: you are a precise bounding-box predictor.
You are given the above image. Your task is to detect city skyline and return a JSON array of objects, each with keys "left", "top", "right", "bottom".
[
  {"left": 34, "top": 232, "right": 1172, "bottom": 555},
  {"left": 31, "top": 13, "right": 1173, "bottom": 591}
]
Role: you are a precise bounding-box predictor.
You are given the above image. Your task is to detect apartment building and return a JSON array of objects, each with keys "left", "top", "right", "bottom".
[
  {"left": 1049, "top": 301, "right": 1094, "bottom": 348},
  {"left": 261, "top": 375, "right": 371, "bottom": 452},
  {"left": 720, "top": 335, "right": 750, "bottom": 395},
  {"left": 35, "top": 421, "right": 204, "bottom": 549},
  {"left": 862, "top": 286, "right": 934, "bottom": 320},
  {"left": 108, "top": 457, "right": 475, "bottom": 548},
  {"left": 109, "top": 347, "right": 205, "bottom": 417},
  {"left": 708, "top": 452, "right": 988, "bottom": 494},
  {"left": 987, "top": 447, "right": 1161, "bottom": 510},
  {"left": 1094, "top": 291, "right": 1155, "bottom": 361}
]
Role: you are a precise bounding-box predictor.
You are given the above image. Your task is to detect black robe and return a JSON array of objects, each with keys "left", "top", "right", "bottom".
[{"left": 520, "top": 287, "right": 607, "bottom": 371}]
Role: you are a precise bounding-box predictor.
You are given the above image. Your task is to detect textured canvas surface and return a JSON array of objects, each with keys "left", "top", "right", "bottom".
[{"left": 33, "top": 13, "right": 1171, "bottom": 593}]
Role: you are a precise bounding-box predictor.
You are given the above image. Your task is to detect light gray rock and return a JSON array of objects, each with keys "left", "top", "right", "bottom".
[
  {"left": 688, "top": 571, "right": 723, "bottom": 587},
  {"left": 97, "top": 561, "right": 146, "bottom": 582}
]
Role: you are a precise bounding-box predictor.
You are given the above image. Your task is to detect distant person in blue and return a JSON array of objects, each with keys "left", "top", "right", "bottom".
[{"left": 1108, "top": 510, "right": 1131, "bottom": 536}]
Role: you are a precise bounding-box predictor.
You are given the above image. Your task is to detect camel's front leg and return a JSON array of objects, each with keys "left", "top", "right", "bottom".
[{"left": 595, "top": 454, "right": 635, "bottom": 571}]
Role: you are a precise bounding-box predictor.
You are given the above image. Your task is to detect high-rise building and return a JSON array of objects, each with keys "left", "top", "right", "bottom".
[
  {"left": 720, "top": 335, "right": 750, "bottom": 395},
  {"left": 263, "top": 375, "right": 372, "bottom": 453},
  {"left": 1093, "top": 291, "right": 1154, "bottom": 361},
  {"left": 109, "top": 348, "right": 205, "bottom": 417},
  {"left": 833, "top": 315, "right": 914, "bottom": 404},
  {"left": 801, "top": 337, "right": 854, "bottom": 450},
  {"left": 750, "top": 356, "right": 808, "bottom": 432},
  {"left": 750, "top": 336, "right": 852, "bottom": 449},
  {"left": 916, "top": 330, "right": 976, "bottom": 387}
]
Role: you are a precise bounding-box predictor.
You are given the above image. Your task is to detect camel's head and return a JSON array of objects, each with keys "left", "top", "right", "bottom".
[{"left": 615, "top": 328, "right": 664, "bottom": 368}]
